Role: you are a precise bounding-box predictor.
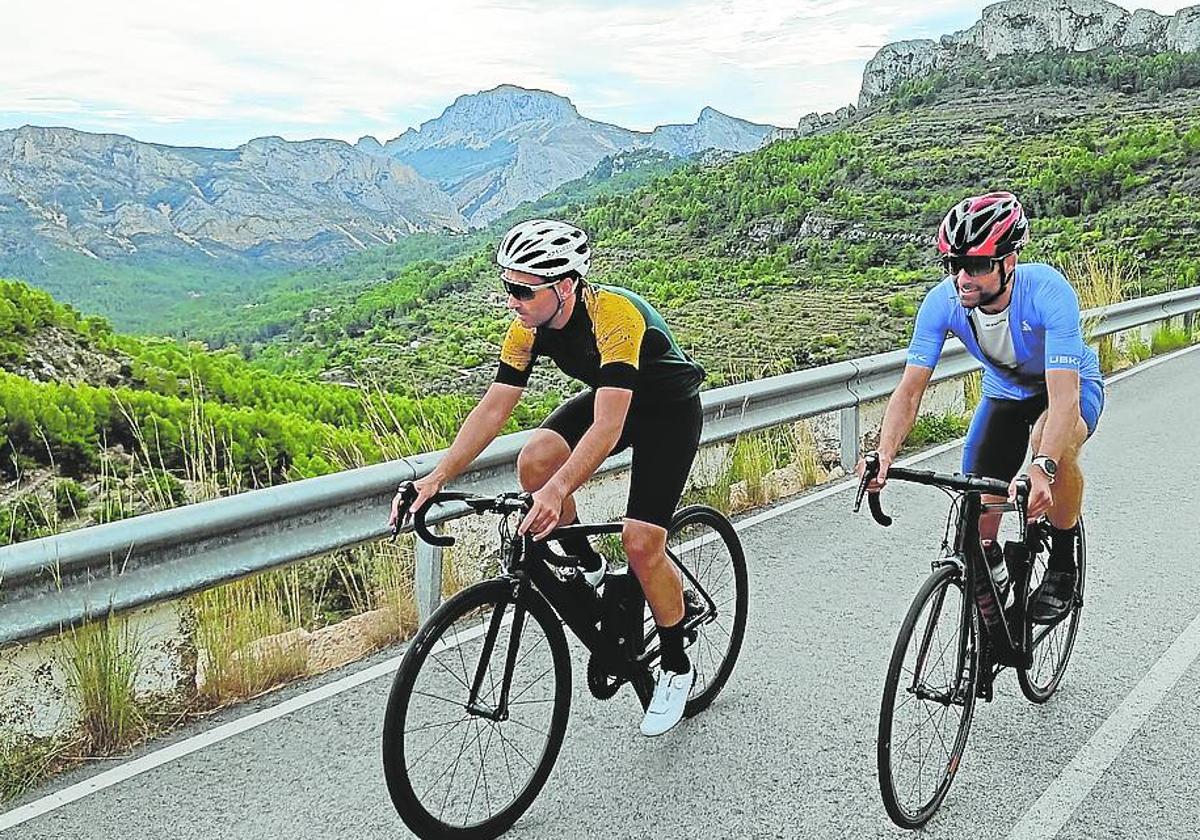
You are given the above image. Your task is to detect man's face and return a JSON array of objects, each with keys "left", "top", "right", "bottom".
[
  {"left": 502, "top": 269, "right": 565, "bottom": 327},
  {"left": 948, "top": 254, "right": 1012, "bottom": 309}
]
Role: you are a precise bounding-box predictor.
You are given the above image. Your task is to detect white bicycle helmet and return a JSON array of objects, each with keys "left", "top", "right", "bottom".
[{"left": 496, "top": 219, "right": 591, "bottom": 278}]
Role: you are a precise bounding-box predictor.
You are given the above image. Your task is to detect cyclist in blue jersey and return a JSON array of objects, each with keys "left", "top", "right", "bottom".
[{"left": 859, "top": 192, "right": 1104, "bottom": 622}]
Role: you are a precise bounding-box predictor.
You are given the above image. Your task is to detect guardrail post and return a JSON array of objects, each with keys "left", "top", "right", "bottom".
[
  {"left": 1185, "top": 311, "right": 1195, "bottom": 338},
  {"left": 415, "top": 529, "right": 444, "bottom": 624},
  {"left": 840, "top": 405, "right": 860, "bottom": 473}
]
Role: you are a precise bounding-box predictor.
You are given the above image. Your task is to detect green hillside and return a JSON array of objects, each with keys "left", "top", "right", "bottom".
[{"left": 232, "top": 82, "right": 1200, "bottom": 395}]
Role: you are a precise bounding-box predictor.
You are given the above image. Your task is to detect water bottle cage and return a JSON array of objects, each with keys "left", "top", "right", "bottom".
[{"left": 972, "top": 551, "right": 1028, "bottom": 669}]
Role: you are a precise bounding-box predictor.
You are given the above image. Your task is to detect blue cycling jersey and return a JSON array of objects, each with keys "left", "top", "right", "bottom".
[{"left": 906, "top": 263, "right": 1103, "bottom": 400}]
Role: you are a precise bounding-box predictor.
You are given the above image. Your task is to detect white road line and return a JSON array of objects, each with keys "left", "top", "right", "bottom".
[
  {"left": 1005, "top": 610, "right": 1200, "bottom": 840},
  {"left": 2, "top": 344, "right": 1194, "bottom": 830}
]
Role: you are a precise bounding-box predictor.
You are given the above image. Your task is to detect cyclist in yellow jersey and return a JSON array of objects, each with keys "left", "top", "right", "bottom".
[{"left": 389, "top": 219, "right": 706, "bottom": 736}]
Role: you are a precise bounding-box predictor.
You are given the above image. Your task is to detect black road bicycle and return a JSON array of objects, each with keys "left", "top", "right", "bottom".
[
  {"left": 382, "top": 484, "right": 749, "bottom": 840},
  {"left": 854, "top": 454, "right": 1086, "bottom": 829}
]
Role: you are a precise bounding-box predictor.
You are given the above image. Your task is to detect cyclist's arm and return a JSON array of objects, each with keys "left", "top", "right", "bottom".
[
  {"left": 1037, "top": 370, "right": 1081, "bottom": 462},
  {"left": 430, "top": 383, "right": 524, "bottom": 483},
  {"left": 1037, "top": 271, "right": 1086, "bottom": 462},
  {"left": 397, "top": 383, "right": 523, "bottom": 523},
  {"left": 544, "top": 386, "right": 632, "bottom": 499},
  {"left": 877, "top": 364, "right": 934, "bottom": 463},
  {"left": 867, "top": 286, "right": 947, "bottom": 481}
]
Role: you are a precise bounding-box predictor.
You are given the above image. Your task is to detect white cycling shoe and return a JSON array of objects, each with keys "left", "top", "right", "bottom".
[
  {"left": 639, "top": 664, "right": 694, "bottom": 737},
  {"left": 581, "top": 555, "right": 607, "bottom": 588}
]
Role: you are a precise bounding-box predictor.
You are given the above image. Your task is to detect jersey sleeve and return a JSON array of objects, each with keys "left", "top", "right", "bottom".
[
  {"left": 591, "top": 291, "right": 645, "bottom": 391},
  {"left": 906, "top": 283, "right": 951, "bottom": 370},
  {"left": 495, "top": 319, "right": 536, "bottom": 388},
  {"left": 1039, "top": 270, "right": 1086, "bottom": 373}
]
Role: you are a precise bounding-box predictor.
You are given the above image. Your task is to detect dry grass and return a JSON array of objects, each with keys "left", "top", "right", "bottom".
[
  {"left": 1068, "top": 251, "right": 1140, "bottom": 373},
  {"left": 192, "top": 573, "right": 309, "bottom": 705}
]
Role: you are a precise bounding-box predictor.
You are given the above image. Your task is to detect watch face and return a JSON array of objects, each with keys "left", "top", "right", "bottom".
[{"left": 1037, "top": 457, "right": 1057, "bottom": 477}]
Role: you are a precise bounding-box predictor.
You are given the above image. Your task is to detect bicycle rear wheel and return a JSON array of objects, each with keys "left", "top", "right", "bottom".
[
  {"left": 382, "top": 578, "right": 571, "bottom": 840},
  {"left": 878, "top": 563, "right": 979, "bottom": 829},
  {"left": 1019, "top": 519, "right": 1087, "bottom": 703},
  {"left": 666, "top": 504, "right": 749, "bottom": 717}
]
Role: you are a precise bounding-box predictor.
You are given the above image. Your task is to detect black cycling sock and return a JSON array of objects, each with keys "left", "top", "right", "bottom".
[
  {"left": 556, "top": 517, "right": 602, "bottom": 572},
  {"left": 1048, "top": 525, "right": 1078, "bottom": 572},
  {"left": 657, "top": 618, "right": 690, "bottom": 675}
]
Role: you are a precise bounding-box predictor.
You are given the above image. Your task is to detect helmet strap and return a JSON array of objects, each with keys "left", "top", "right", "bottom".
[
  {"left": 976, "top": 257, "right": 1012, "bottom": 309},
  {"left": 538, "top": 280, "right": 571, "bottom": 328}
]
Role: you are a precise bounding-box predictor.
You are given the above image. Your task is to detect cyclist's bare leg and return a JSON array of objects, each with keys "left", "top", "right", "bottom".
[
  {"left": 1030, "top": 412, "right": 1089, "bottom": 529},
  {"left": 622, "top": 520, "right": 684, "bottom": 625},
  {"left": 979, "top": 497, "right": 1005, "bottom": 544},
  {"left": 516, "top": 429, "right": 578, "bottom": 523}
]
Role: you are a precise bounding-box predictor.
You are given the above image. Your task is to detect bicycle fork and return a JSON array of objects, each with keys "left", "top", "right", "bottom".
[{"left": 465, "top": 597, "right": 525, "bottom": 722}]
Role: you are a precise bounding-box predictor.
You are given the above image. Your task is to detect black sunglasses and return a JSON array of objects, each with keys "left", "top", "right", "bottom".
[
  {"left": 942, "top": 255, "right": 1000, "bottom": 277},
  {"left": 500, "top": 275, "right": 556, "bottom": 301}
]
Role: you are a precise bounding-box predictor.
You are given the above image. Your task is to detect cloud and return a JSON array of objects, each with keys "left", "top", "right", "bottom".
[{"left": 2, "top": 0, "right": 1197, "bottom": 145}]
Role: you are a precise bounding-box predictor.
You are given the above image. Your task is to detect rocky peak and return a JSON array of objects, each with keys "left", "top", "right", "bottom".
[
  {"left": 858, "top": 0, "right": 1200, "bottom": 108},
  {"left": 384, "top": 85, "right": 583, "bottom": 151}
]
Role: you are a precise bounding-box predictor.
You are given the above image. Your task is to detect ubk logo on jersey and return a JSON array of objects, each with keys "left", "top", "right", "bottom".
[
  {"left": 1021, "top": 320, "right": 1033, "bottom": 332},
  {"left": 1049, "top": 354, "right": 1081, "bottom": 366}
]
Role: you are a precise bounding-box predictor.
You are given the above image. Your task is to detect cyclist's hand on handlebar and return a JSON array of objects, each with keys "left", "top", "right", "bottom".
[
  {"left": 857, "top": 450, "right": 893, "bottom": 492},
  {"left": 517, "top": 485, "right": 563, "bottom": 541},
  {"left": 389, "top": 473, "right": 444, "bottom": 531},
  {"left": 1012, "top": 470, "right": 1052, "bottom": 521}
]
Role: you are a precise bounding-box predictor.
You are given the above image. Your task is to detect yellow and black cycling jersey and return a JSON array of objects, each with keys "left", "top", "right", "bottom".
[{"left": 495, "top": 283, "right": 705, "bottom": 404}]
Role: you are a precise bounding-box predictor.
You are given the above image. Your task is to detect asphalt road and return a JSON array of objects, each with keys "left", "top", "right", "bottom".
[{"left": 5, "top": 347, "right": 1199, "bottom": 840}]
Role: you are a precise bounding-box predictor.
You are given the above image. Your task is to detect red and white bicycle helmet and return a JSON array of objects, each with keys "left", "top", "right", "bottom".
[{"left": 937, "top": 191, "right": 1030, "bottom": 257}]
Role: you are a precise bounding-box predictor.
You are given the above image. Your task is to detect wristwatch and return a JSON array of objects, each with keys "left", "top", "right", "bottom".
[{"left": 1030, "top": 455, "right": 1058, "bottom": 484}]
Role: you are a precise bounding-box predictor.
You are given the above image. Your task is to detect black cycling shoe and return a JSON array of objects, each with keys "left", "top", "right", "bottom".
[{"left": 1029, "top": 569, "right": 1077, "bottom": 624}]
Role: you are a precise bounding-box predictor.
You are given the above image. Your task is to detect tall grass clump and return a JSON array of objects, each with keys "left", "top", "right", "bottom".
[
  {"left": 1068, "top": 251, "right": 1139, "bottom": 373},
  {"left": 60, "top": 615, "right": 150, "bottom": 754},
  {"left": 963, "top": 370, "right": 983, "bottom": 412},
  {"left": 1150, "top": 322, "right": 1192, "bottom": 355},
  {"left": 192, "top": 573, "right": 308, "bottom": 705}
]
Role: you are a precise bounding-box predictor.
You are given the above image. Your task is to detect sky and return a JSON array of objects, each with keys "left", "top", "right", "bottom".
[{"left": 2, "top": 0, "right": 1196, "bottom": 149}]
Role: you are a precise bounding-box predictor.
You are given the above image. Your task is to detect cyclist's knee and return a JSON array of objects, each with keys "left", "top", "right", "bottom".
[
  {"left": 622, "top": 520, "right": 667, "bottom": 569},
  {"left": 517, "top": 431, "right": 570, "bottom": 491}
]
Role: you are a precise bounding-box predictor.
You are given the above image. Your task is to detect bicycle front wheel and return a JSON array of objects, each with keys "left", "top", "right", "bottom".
[
  {"left": 382, "top": 578, "right": 571, "bottom": 840},
  {"left": 878, "top": 563, "right": 979, "bottom": 829},
  {"left": 666, "top": 504, "right": 749, "bottom": 717},
  {"left": 1019, "top": 518, "right": 1087, "bottom": 703}
]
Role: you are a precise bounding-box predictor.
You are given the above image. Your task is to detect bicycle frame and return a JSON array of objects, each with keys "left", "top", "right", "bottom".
[
  {"left": 397, "top": 487, "right": 719, "bottom": 718},
  {"left": 854, "top": 457, "right": 1043, "bottom": 685}
]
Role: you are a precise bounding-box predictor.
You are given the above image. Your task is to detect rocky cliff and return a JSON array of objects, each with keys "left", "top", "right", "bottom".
[{"left": 858, "top": 0, "right": 1200, "bottom": 109}]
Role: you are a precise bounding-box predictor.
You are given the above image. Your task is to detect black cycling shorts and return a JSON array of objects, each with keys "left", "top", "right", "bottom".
[
  {"left": 539, "top": 391, "right": 703, "bottom": 529},
  {"left": 961, "top": 379, "right": 1104, "bottom": 482}
]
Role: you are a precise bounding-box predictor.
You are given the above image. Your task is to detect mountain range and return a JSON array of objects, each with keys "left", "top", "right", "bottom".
[{"left": 0, "top": 88, "right": 776, "bottom": 298}]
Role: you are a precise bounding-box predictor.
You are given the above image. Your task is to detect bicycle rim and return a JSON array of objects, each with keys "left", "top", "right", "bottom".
[
  {"left": 659, "top": 505, "right": 749, "bottom": 716},
  {"left": 382, "top": 579, "right": 571, "bottom": 840},
  {"left": 878, "top": 564, "right": 978, "bottom": 829},
  {"left": 1019, "top": 519, "right": 1087, "bottom": 703}
]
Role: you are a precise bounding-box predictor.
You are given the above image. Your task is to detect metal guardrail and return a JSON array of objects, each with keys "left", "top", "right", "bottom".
[{"left": 2, "top": 287, "right": 1198, "bottom": 645}]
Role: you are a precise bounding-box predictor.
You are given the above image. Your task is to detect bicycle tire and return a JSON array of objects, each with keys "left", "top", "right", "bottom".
[
  {"left": 665, "top": 504, "right": 749, "bottom": 717},
  {"left": 1019, "top": 518, "right": 1087, "bottom": 703},
  {"left": 878, "top": 563, "right": 979, "bottom": 829},
  {"left": 382, "top": 578, "right": 571, "bottom": 840}
]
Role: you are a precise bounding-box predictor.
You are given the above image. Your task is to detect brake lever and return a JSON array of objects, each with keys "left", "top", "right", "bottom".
[
  {"left": 854, "top": 452, "right": 894, "bottom": 527},
  {"left": 1014, "top": 476, "right": 1031, "bottom": 544},
  {"left": 390, "top": 481, "right": 418, "bottom": 541},
  {"left": 853, "top": 452, "right": 878, "bottom": 513}
]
